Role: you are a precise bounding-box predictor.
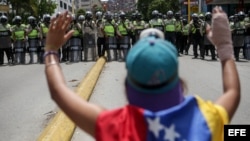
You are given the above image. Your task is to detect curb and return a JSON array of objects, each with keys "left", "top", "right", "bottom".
[{"left": 37, "top": 57, "right": 106, "bottom": 141}]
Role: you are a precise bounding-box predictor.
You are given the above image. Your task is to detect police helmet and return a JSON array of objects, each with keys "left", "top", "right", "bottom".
[
  {"left": 0, "top": 15, "right": 8, "bottom": 24},
  {"left": 175, "top": 12, "right": 181, "bottom": 19},
  {"left": 199, "top": 13, "right": 205, "bottom": 20},
  {"left": 136, "top": 12, "right": 142, "bottom": 20},
  {"left": 130, "top": 13, "right": 136, "bottom": 21},
  {"left": 162, "top": 14, "right": 167, "bottom": 19},
  {"left": 182, "top": 18, "right": 188, "bottom": 25},
  {"left": 105, "top": 11, "right": 113, "bottom": 20},
  {"left": 96, "top": 11, "right": 102, "bottom": 20},
  {"left": 152, "top": 10, "right": 159, "bottom": 18},
  {"left": 238, "top": 11, "right": 245, "bottom": 21},
  {"left": 119, "top": 11, "right": 126, "bottom": 20},
  {"left": 14, "top": 15, "right": 22, "bottom": 25},
  {"left": 78, "top": 15, "right": 85, "bottom": 22},
  {"left": 192, "top": 13, "right": 198, "bottom": 21},
  {"left": 28, "top": 16, "right": 36, "bottom": 24},
  {"left": 167, "top": 10, "right": 174, "bottom": 18},
  {"left": 229, "top": 15, "right": 234, "bottom": 22},
  {"left": 205, "top": 12, "right": 212, "bottom": 21},
  {"left": 43, "top": 14, "right": 51, "bottom": 23},
  {"left": 85, "top": 11, "right": 93, "bottom": 20}
]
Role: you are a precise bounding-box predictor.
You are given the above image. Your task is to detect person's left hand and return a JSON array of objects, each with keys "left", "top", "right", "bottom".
[{"left": 45, "top": 11, "right": 74, "bottom": 51}]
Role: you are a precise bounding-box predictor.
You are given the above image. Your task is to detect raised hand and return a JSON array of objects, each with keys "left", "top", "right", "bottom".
[
  {"left": 45, "top": 11, "right": 74, "bottom": 51},
  {"left": 206, "top": 6, "right": 234, "bottom": 61}
]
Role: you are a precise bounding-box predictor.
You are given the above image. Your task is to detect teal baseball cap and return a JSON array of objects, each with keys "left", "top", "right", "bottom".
[{"left": 126, "top": 32, "right": 179, "bottom": 94}]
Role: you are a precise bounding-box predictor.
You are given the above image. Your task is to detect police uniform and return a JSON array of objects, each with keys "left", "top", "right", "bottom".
[
  {"left": 82, "top": 19, "right": 96, "bottom": 61},
  {"left": 189, "top": 14, "right": 204, "bottom": 59},
  {"left": 181, "top": 19, "right": 189, "bottom": 55},
  {"left": 12, "top": 20, "right": 26, "bottom": 64},
  {"left": 164, "top": 11, "right": 176, "bottom": 45},
  {"left": 0, "top": 20, "right": 12, "bottom": 64},
  {"left": 201, "top": 20, "right": 216, "bottom": 60},
  {"left": 175, "top": 14, "right": 183, "bottom": 55},
  {"left": 40, "top": 22, "right": 49, "bottom": 63},
  {"left": 117, "top": 13, "right": 132, "bottom": 61},
  {"left": 26, "top": 17, "right": 40, "bottom": 64},
  {"left": 104, "top": 17, "right": 118, "bottom": 61},
  {"left": 68, "top": 20, "right": 82, "bottom": 62},
  {"left": 96, "top": 18, "right": 106, "bottom": 58},
  {"left": 133, "top": 13, "right": 147, "bottom": 42},
  {"left": 232, "top": 13, "right": 246, "bottom": 61}
]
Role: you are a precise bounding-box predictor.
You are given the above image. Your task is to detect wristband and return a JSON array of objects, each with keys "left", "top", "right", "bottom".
[{"left": 43, "top": 51, "right": 59, "bottom": 59}]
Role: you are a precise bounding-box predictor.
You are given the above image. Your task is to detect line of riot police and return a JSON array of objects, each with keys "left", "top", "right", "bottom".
[
  {"left": 0, "top": 14, "right": 53, "bottom": 65},
  {"left": 1, "top": 10, "right": 250, "bottom": 66}
]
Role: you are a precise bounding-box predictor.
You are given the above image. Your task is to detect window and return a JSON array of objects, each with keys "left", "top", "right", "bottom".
[
  {"left": 60, "top": 1, "right": 63, "bottom": 8},
  {"left": 64, "top": 3, "right": 67, "bottom": 9},
  {"left": 68, "top": 6, "right": 72, "bottom": 11}
]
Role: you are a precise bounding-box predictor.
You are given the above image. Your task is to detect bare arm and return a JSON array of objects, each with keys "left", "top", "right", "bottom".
[
  {"left": 44, "top": 11, "right": 104, "bottom": 137},
  {"left": 215, "top": 59, "right": 240, "bottom": 121}
]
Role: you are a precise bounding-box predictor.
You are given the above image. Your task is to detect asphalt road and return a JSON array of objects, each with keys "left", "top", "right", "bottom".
[
  {"left": 0, "top": 61, "right": 95, "bottom": 141},
  {"left": 0, "top": 53, "right": 249, "bottom": 141},
  {"left": 71, "top": 54, "right": 250, "bottom": 141}
]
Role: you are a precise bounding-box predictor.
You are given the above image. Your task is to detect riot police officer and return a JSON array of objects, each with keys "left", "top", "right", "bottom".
[
  {"left": 149, "top": 10, "right": 164, "bottom": 32},
  {"left": 202, "top": 12, "right": 216, "bottom": 60},
  {"left": 67, "top": 14, "right": 82, "bottom": 62},
  {"left": 232, "top": 11, "right": 246, "bottom": 61},
  {"left": 181, "top": 18, "right": 189, "bottom": 55},
  {"left": 116, "top": 11, "right": 132, "bottom": 61},
  {"left": 12, "top": 15, "right": 26, "bottom": 64},
  {"left": 164, "top": 10, "right": 176, "bottom": 45},
  {"left": 103, "top": 11, "right": 118, "bottom": 61},
  {"left": 77, "top": 14, "right": 85, "bottom": 60},
  {"left": 0, "top": 15, "right": 13, "bottom": 65},
  {"left": 96, "top": 11, "right": 106, "bottom": 58},
  {"left": 82, "top": 11, "right": 96, "bottom": 61},
  {"left": 175, "top": 12, "right": 182, "bottom": 55},
  {"left": 189, "top": 13, "right": 204, "bottom": 59},
  {"left": 244, "top": 10, "right": 250, "bottom": 60},
  {"left": 129, "top": 13, "right": 137, "bottom": 45},
  {"left": 39, "top": 14, "right": 51, "bottom": 63},
  {"left": 26, "top": 16, "right": 40, "bottom": 64},
  {"left": 133, "top": 12, "right": 148, "bottom": 42}
]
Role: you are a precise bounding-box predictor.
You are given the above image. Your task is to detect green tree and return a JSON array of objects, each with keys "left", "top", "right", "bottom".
[
  {"left": 8, "top": 0, "right": 57, "bottom": 20},
  {"left": 76, "top": 8, "right": 85, "bottom": 17},
  {"left": 148, "top": 0, "right": 180, "bottom": 19},
  {"left": 137, "top": 0, "right": 151, "bottom": 21},
  {"left": 137, "top": 0, "right": 180, "bottom": 21},
  {"left": 38, "top": 0, "right": 57, "bottom": 19}
]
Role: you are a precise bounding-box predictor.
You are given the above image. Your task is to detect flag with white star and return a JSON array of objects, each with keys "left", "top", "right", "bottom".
[{"left": 96, "top": 95, "right": 228, "bottom": 141}]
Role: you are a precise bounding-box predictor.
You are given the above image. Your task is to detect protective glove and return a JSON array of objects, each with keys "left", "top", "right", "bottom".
[{"left": 207, "top": 6, "right": 234, "bottom": 61}]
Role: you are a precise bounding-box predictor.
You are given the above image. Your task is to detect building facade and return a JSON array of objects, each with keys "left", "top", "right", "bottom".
[
  {"left": 75, "top": 0, "right": 102, "bottom": 11},
  {"left": 206, "top": 0, "right": 250, "bottom": 16},
  {"left": 54, "top": 0, "right": 73, "bottom": 14}
]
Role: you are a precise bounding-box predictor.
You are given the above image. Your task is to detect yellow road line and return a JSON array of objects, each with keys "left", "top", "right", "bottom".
[{"left": 37, "top": 57, "right": 106, "bottom": 141}]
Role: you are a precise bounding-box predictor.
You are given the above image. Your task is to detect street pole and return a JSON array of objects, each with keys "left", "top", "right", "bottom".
[{"left": 198, "top": 0, "right": 201, "bottom": 13}]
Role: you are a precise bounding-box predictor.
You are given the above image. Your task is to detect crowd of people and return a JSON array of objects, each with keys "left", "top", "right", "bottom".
[{"left": 1, "top": 9, "right": 250, "bottom": 65}]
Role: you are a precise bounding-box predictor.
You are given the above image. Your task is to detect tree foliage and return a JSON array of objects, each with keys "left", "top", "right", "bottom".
[
  {"left": 137, "top": 0, "right": 180, "bottom": 21},
  {"left": 8, "top": 0, "right": 57, "bottom": 21},
  {"left": 76, "top": 9, "right": 85, "bottom": 17}
]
